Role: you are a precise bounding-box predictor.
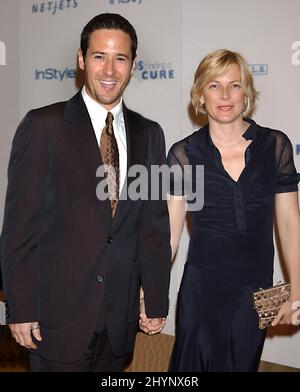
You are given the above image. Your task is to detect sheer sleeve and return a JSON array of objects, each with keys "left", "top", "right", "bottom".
[
  {"left": 275, "top": 132, "right": 300, "bottom": 193},
  {"left": 167, "top": 140, "right": 189, "bottom": 196}
]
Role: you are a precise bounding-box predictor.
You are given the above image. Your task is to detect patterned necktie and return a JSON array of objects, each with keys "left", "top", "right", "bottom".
[{"left": 99, "top": 112, "right": 119, "bottom": 216}]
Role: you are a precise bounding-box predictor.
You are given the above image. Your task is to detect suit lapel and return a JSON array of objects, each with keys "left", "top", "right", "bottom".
[
  {"left": 123, "top": 104, "right": 148, "bottom": 171},
  {"left": 114, "top": 104, "right": 148, "bottom": 221},
  {"left": 62, "top": 94, "right": 149, "bottom": 221},
  {"left": 62, "top": 92, "right": 112, "bottom": 216},
  {"left": 63, "top": 91, "right": 103, "bottom": 179}
]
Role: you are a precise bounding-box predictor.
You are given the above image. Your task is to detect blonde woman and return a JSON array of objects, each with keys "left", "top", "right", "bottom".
[{"left": 168, "top": 50, "right": 300, "bottom": 371}]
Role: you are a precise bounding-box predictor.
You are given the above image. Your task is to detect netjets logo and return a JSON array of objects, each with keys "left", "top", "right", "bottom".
[
  {"left": 32, "top": 0, "right": 79, "bottom": 15},
  {"left": 0, "top": 41, "right": 6, "bottom": 66},
  {"left": 291, "top": 41, "right": 300, "bottom": 66},
  {"left": 109, "top": 0, "right": 142, "bottom": 4},
  {"left": 248, "top": 64, "right": 268, "bottom": 76}
]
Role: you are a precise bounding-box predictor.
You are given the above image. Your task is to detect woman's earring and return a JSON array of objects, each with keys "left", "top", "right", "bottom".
[{"left": 200, "top": 102, "right": 206, "bottom": 113}]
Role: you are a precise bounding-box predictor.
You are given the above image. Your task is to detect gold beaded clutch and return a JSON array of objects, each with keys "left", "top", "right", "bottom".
[{"left": 252, "top": 283, "right": 291, "bottom": 329}]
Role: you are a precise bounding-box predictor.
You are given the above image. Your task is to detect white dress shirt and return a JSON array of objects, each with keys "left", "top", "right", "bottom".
[{"left": 81, "top": 86, "right": 127, "bottom": 194}]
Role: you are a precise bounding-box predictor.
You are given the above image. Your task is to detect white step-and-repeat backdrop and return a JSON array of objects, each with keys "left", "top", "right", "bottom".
[{"left": 1, "top": 0, "right": 299, "bottom": 368}]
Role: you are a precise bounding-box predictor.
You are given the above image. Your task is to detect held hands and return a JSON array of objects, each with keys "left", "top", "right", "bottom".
[
  {"left": 139, "top": 295, "right": 166, "bottom": 335},
  {"left": 271, "top": 299, "right": 300, "bottom": 327},
  {"left": 9, "top": 322, "right": 42, "bottom": 349},
  {"left": 139, "top": 317, "right": 166, "bottom": 335}
]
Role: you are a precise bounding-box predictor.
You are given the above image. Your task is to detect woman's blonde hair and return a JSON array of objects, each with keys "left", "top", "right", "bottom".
[{"left": 191, "top": 49, "right": 258, "bottom": 117}]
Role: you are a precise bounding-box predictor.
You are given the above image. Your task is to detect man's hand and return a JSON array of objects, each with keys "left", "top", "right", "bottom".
[
  {"left": 9, "top": 322, "right": 42, "bottom": 349},
  {"left": 146, "top": 317, "right": 166, "bottom": 335},
  {"left": 139, "top": 297, "right": 166, "bottom": 335}
]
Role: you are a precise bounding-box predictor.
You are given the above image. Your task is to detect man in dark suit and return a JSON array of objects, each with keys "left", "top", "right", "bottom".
[{"left": 0, "top": 13, "right": 171, "bottom": 372}]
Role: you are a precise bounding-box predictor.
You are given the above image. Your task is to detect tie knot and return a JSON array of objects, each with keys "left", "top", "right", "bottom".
[{"left": 106, "top": 112, "right": 114, "bottom": 126}]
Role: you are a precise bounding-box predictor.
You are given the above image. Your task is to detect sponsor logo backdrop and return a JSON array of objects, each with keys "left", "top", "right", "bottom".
[
  {"left": 1, "top": 0, "right": 300, "bottom": 368},
  {"left": 0, "top": 1, "right": 19, "bottom": 229}
]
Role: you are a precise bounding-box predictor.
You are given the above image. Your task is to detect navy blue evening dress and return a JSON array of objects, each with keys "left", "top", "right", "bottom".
[{"left": 168, "top": 119, "right": 300, "bottom": 372}]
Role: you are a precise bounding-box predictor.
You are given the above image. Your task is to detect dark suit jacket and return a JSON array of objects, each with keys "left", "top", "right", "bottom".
[{"left": 1, "top": 91, "right": 171, "bottom": 362}]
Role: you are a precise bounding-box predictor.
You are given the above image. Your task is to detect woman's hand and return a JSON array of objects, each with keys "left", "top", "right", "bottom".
[{"left": 271, "top": 299, "right": 300, "bottom": 326}]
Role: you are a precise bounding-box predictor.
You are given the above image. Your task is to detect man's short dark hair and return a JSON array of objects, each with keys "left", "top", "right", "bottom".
[{"left": 80, "top": 13, "right": 138, "bottom": 61}]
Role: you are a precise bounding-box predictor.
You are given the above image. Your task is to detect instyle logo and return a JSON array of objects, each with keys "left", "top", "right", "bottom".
[
  {"left": 32, "top": 0, "right": 79, "bottom": 15},
  {"left": 296, "top": 145, "right": 300, "bottom": 155},
  {"left": 248, "top": 64, "right": 268, "bottom": 76},
  {"left": 109, "top": 0, "right": 142, "bottom": 4},
  {"left": 136, "top": 60, "right": 175, "bottom": 81},
  {"left": 0, "top": 41, "right": 6, "bottom": 66},
  {"left": 291, "top": 41, "right": 300, "bottom": 66},
  {"left": 35, "top": 67, "right": 76, "bottom": 81}
]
